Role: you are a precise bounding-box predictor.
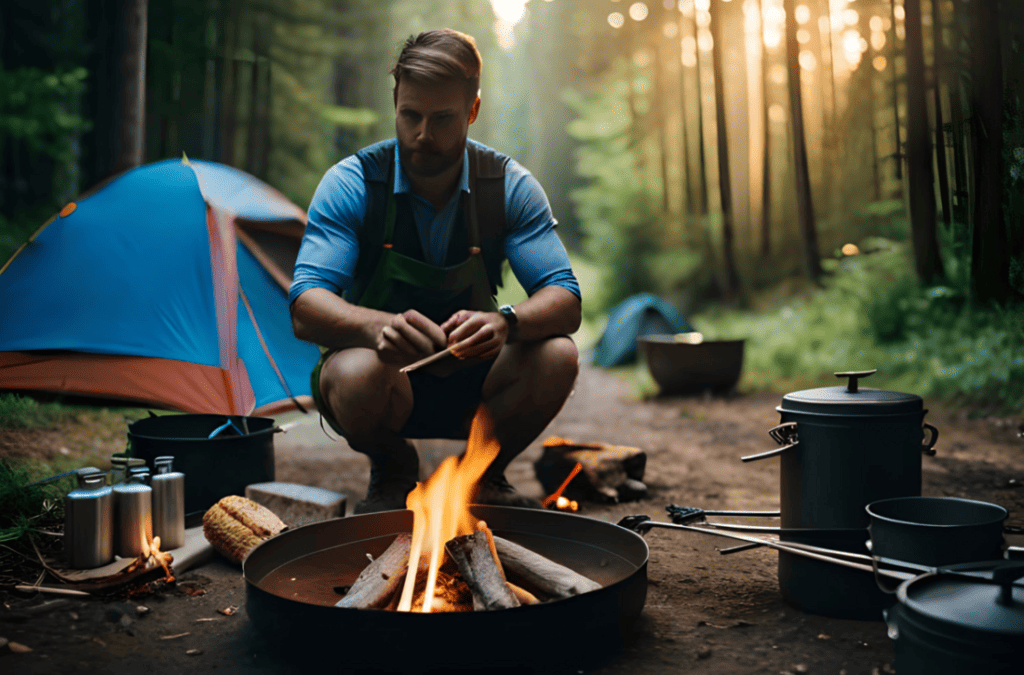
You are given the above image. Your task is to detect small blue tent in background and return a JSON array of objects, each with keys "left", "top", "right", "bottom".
[{"left": 592, "top": 293, "right": 693, "bottom": 367}]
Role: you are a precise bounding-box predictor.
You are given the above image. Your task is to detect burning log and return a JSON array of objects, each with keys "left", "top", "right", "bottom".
[
  {"left": 446, "top": 531, "right": 520, "bottom": 611},
  {"left": 492, "top": 536, "right": 602, "bottom": 599},
  {"left": 335, "top": 534, "right": 411, "bottom": 609}
]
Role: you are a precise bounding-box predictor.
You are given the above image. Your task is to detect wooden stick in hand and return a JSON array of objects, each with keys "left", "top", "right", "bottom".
[{"left": 399, "top": 346, "right": 454, "bottom": 374}]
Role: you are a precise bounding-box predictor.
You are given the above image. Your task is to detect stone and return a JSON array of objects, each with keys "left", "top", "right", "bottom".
[{"left": 244, "top": 482, "right": 346, "bottom": 527}]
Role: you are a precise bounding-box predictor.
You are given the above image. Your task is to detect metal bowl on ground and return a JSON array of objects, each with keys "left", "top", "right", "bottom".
[
  {"left": 637, "top": 334, "right": 744, "bottom": 395},
  {"left": 243, "top": 505, "right": 649, "bottom": 673}
]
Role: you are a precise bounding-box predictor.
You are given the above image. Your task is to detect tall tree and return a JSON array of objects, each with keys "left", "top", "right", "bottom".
[
  {"left": 930, "top": 0, "right": 951, "bottom": 230},
  {"left": 903, "top": 0, "right": 944, "bottom": 283},
  {"left": 676, "top": 6, "right": 697, "bottom": 229},
  {"left": 112, "top": 0, "right": 147, "bottom": 174},
  {"left": 783, "top": 0, "right": 822, "bottom": 280},
  {"left": 691, "top": 3, "right": 710, "bottom": 216},
  {"left": 710, "top": 0, "right": 739, "bottom": 297},
  {"left": 968, "top": 0, "right": 1010, "bottom": 303},
  {"left": 759, "top": 0, "right": 772, "bottom": 257}
]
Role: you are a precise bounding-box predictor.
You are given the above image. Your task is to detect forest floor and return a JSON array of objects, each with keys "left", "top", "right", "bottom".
[{"left": 2, "top": 361, "right": 1023, "bottom": 674}]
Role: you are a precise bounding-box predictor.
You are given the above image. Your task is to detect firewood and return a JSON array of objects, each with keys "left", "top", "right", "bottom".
[
  {"left": 507, "top": 581, "right": 540, "bottom": 605},
  {"left": 492, "top": 536, "right": 602, "bottom": 599},
  {"left": 534, "top": 440, "right": 647, "bottom": 503},
  {"left": 445, "top": 531, "right": 521, "bottom": 611},
  {"left": 335, "top": 534, "right": 411, "bottom": 609}
]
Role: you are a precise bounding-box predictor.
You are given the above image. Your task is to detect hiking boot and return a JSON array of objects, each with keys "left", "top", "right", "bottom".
[
  {"left": 475, "top": 475, "right": 542, "bottom": 510},
  {"left": 354, "top": 463, "right": 418, "bottom": 515}
]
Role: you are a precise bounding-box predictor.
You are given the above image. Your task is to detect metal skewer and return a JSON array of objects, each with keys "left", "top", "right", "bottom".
[{"left": 619, "top": 517, "right": 914, "bottom": 582}]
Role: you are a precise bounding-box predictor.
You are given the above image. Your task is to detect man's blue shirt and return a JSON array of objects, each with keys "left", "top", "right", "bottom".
[{"left": 288, "top": 140, "right": 580, "bottom": 306}]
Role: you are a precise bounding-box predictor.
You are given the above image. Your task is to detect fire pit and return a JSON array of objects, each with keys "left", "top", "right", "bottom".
[{"left": 244, "top": 506, "right": 648, "bottom": 672}]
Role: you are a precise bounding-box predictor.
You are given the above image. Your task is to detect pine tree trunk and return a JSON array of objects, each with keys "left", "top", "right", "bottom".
[
  {"left": 890, "top": 0, "right": 904, "bottom": 180},
  {"left": 711, "top": 0, "right": 740, "bottom": 299},
  {"left": 677, "top": 10, "right": 696, "bottom": 228},
  {"left": 783, "top": 0, "right": 822, "bottom": 280},
  {"left": 218, "top": 0, "right": 242, "bottom": 166},
  {"left": 692, "top": 5, "right": 710, "bottom": 216},
  {"left": 903, "top": 0, "right": 944, "bottom": 283},
  {"left": 968, "top": 0, "right": 1010, "bottom": 304},
  {"left": 112, "top": 0, "right": 147, "bottom": 175},
  {"left": 759, "top": 0, "right": 771, "bottom": 258},
  {"left": 931, "top": 0, "right": 951, "bottom": 230}
]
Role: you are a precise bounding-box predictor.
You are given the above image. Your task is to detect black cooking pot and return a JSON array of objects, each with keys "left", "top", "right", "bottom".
[
  {"left": 243, "top": 505, "right": 648, "bottom": 673},
  {"left": 127, "top": 413, "right": 279, "bottom": 516},
  {"left": 867, "top": 496, "right": 1008, "bottom": 568},
  {"left": 742, "top": 369, "right": 938, "bottom": 530},
  {"left": 884, "top": 560, "right": 1024, "bottom": 674}
]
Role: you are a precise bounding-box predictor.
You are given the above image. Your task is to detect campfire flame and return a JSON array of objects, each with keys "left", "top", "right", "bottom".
[
  {"left": 397, "top": 405, "right": 501, "bottom": 613},
  {"left": 542, "top": 461, "right": 582, "bottom": 512}
]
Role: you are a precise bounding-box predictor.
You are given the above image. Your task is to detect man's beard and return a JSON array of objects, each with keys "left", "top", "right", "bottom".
[{"left": 398, "top": 137, "right": 465, "bottom": 178}]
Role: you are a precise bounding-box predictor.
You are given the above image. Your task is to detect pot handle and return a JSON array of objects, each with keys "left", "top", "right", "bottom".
[
  {"left": 921, "top": 422, "right": 938, "bottom": 456},
  {"left": 742, "top": 422, "right": 798, "bottom": 462},
  {"left": 868, "top": 540, "right": 902, "bottom": 595}
]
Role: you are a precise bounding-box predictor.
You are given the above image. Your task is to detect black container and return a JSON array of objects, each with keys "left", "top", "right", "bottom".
[
  {"left": 777, "top": 527, "right": 894, "bottom": 621},
  {"left": 127, "top": 413, "right": 277, "bottom": 516},
  {"left": 867, "top": 496, "right": 1008, "bottom": 567},
  {"left": 885, "top": 561, "right": 1024, "bottom": 675},
  {"left": 743, "top": 370, "right": 938, "bottom": 530}
]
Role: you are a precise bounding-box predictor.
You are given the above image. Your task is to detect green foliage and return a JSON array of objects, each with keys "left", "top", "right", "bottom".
[
  {"left": 0, "top": 66, "right": 91, "bottom": 163},
  {"left": 692, "top": 237, "right": 1024, "bottom": 412},
  {"left": 0, "top": 393, "right": 69, "bottom": 430},
  {"left": 564, "top": 62, "right": 706, "bottom": 314}
]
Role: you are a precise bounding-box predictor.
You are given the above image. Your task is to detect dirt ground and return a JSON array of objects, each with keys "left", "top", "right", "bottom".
[{"left": 2, "top": 361, "right": 1023, "bottom": 674}]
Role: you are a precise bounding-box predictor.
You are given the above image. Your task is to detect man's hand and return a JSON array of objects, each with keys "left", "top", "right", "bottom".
[
  {"left": 441, "top": 310, "right": 508, "bottom": 360},
  {"left": 377, "top": 309, "right": 447, "bottom": 365}
]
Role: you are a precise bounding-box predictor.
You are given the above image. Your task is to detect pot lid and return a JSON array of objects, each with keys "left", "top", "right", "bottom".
[
  {"left": 898, "top": 562, "right": 1024, "bottom": 639},
  {"left": 780, "top": 370, "right": 924, "bottom": 416}
]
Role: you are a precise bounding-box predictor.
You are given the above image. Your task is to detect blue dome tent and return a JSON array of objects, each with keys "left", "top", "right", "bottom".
[{"left": 592, "top": 293, "right": 693, "bottom": 367}]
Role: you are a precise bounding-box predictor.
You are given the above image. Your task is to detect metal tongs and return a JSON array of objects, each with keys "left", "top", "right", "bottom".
[{"left": 618, "top": 511, "right": 1024, "bottom": 588}]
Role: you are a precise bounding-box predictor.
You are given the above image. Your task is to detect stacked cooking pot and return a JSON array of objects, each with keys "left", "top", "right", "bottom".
[{"left": 741, "top": 369, "right": 939, "bottom": 620}]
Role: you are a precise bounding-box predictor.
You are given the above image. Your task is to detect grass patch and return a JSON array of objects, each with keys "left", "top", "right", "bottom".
[{"left": 0, "top": 393, "right": 71, "bottom": 429}]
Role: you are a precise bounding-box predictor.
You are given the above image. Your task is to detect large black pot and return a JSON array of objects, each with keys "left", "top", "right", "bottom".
[
  {"left": 127, "top": 413, "right": 278, "bottom": 516},
  {"left": 777, "top": 527, "right": 894, "bottom": 621},
  {"left": 742, "top": 370, "right": 938, "bottom": 530},
  {"left": 243, "top": 505, "right": 648, "bottom": 673},
  {"left": 885, "top": 560, "right": 1024, "bottom": 674}
]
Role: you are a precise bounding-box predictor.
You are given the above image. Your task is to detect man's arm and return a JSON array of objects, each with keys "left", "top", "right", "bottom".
[{"left": 505, "top": 285, "right": 581, "bottom": 341}]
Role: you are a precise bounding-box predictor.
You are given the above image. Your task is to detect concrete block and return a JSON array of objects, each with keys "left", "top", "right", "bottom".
[{"left": 244, "top": 482, "right": 347, "bottom": 527}]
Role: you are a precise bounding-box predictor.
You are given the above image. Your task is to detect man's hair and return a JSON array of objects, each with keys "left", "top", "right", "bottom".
[{"left": 391, "top": 28, "right": 481, "bottom": 102}]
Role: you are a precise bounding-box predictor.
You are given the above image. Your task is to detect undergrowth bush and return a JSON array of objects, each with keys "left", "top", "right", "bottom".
[{"left": 692, "top": 237, "right": 1024, "bottom": 412}]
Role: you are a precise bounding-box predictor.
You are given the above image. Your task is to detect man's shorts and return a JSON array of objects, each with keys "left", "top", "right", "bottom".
[{"left": 311, "top": 349, "right": 496, "bottom": 440}]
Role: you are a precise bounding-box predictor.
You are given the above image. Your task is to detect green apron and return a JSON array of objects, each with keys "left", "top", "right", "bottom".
[{"left": 311, "top": 168, "right": 498, "bottom": 422}]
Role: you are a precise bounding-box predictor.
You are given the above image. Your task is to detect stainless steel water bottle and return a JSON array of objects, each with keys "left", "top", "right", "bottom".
[
  {"left": 151, "top": 456, "right": 185, "bottom": 549},
  {"left": 63, "top": 471, "right": 114, "bottom": 568},
  {"left": 113, "top": 472, "right": 152, "bottom": 558},
  {"left": 110, "top": 456, "right": 146, "bottom": 485}
]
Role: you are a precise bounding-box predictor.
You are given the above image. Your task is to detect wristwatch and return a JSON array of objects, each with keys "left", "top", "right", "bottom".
[{"left": 498, "top": 304, "right": 519, "bottom": 343}]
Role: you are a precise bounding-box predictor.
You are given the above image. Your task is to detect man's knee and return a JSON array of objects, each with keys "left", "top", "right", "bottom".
[{"left": 320, "top": 348, "right": 386, "bottom": 401}]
